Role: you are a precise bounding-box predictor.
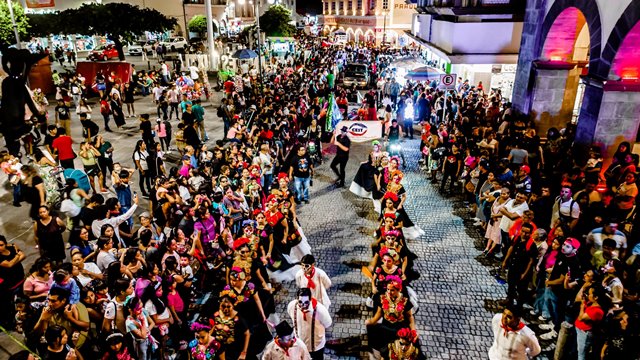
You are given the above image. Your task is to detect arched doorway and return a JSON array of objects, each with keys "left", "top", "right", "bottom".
[
  {"left": 531, "top": 5, "right": 599, "bottom": 138},
  {"left": 346, "top": 28, "right": 355, "bottom": 42},
  {"left": 354, "top": 29, "right": 363, "bottom": 43},
  {"left": 365, "top": 29, "right": 375, "bottom": 44}
]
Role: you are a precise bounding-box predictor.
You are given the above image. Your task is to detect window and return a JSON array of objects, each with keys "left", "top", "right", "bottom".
[
  {"left": 369, "top": 0, "right": 376, "bottom": 11},
  {"left": 324, "top": 1, "right": 328, "bottom": 13},
  {"left": 382, "top": 0, "right": 389, "bottom": 10},
  {"left": 338, "top": 0, "right": 343, "bottom": 11},
  {"left": 347, "top": 0, "right": 352, "bottom": 10},
  {"left": 332, "top": 1, "right": 336, "bottom": 11},
  {"left": 357, "top": 0, "right": 362, "bottom": 10}
]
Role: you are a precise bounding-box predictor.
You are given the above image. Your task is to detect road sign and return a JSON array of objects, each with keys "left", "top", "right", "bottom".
[{"left": 440, "top": 73, "right": 456, "bottom": 88}]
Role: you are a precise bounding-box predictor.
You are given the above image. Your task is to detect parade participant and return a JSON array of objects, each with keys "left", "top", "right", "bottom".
[
  {"left": 350, "top": 140, "right": 384, "bottom": 198},
  {"left": 262, "top": 321, "right": 311, "bottom": 360},
  {"left": 188, "top": 320, "right": 222, "bottom": 360},
  {"left": 295, "top": 255, "right": 332, "bottom": 309},
  {"left": 330, "top": 126, "right": 351, "bottom": 188},
  {"left": 488, "top": 304, "right": 540, "bottom": 360},
  {"left": 211, "top": 295, "right": 251, "bottom": 359},
  {"left": 287, "top": 288, "right": 332, "bottom": 360},
  {"left": 385, "top": 172, "right": 424, "bottom": 239},
  {"left": 382, "top": 328, "right": 426, "bottom": 360},
  {"left": 365, "top": 276, "right": 416, "bottom": 358}
]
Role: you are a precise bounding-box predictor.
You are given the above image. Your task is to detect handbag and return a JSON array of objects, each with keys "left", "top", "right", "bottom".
[{"left": 465, "top": 181, "right": 476, "bottom": 193}]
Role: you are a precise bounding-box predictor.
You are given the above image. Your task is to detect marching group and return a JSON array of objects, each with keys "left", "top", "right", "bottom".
[{"left": 0, "top": 37, "right": 429, "bottom": 360}]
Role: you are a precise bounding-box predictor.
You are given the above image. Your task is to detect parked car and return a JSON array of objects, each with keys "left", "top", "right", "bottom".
[
  {"left": 161, "top": 37, "right": 188, "bottom": 52},
  {"left": 342, "top": 63, "right": 369, "bottom": 88},
  {"left": 127, "top": 42, "right": 144, "bottom": 56},
  {"left": 142, "top": 39, "right": 158, "bottom": 54},
  {"left": 87, "top": 44, "right": 119, "bottom": 61}
]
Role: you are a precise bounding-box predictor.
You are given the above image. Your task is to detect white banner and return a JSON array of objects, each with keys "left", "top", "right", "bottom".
[{"left": 335, "top": 121, "right": 383, "bottom": 143}]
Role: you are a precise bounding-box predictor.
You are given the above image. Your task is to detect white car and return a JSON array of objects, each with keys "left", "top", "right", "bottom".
[
  {"left": 161, "top": 37, "right": 188, "bottom": 52},
  {"left": 142, "top": 39, "right": 158, "bottom": 54},
  {"left": 127, "top": 43, "right": 144, "bottom": 56}
]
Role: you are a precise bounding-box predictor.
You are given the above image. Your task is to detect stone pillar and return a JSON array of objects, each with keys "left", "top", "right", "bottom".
[
  {"left": 574, "top": 76, "right": 605, "bottom": 146},
  {"left": 592, "top": 82, "right": 640, "bottom": 163},
  {"left": 511, "top": 0, "right": 548, "bottom": 114},
  {"left": 530, "top": 62, "right": 580, "bottom": 137}
]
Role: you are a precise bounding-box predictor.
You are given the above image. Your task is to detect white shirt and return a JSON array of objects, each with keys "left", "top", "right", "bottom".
[
  {"left": 91, "top": 204, "right": 138, "bottom": 246},
  {"left": 262, "top": 338, "right": 311, "bottom": 360},
  {"left": 499, "top": 200, "right": 529, "bottom": 233},
  {"left": 161, "top": 63, "right": 169, "bottom": 76},
  {"left": 550, "top": 197, "right": 581, "bottom": 228},
  {"left": 287, "top": 300, "right": 332, "bottom": 352},
  {"left": 96, "top": 250, "right": 117, "bottom": 272},
  {"left": 189, "top": 66, "right": 199, "bottom": 80},
  {"left": 489, "top": 314, "right": 541, "bottom": 360},
  {"left": 76, "top": 262, "right": 101, "bottom": 287},
  {"left": 295, "top": 267, "right": 332, "bottom": 309}
]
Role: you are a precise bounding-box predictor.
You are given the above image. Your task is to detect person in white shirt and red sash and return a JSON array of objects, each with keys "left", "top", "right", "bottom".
[
  {"left": 262, "top": 321, "right": 311, "bottom": 360},
  {"left": 489, "top": 304, "right": 541, "bottom": 360},
  {"left": 287, "top": 288, "right": 332, "bottom": 360},
  {"left": 295, "top": 255, "right": 332, "bottom": 309}
]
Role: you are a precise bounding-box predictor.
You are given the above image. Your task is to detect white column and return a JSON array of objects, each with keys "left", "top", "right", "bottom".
[{"left": 205, "top": 0, "right": 216, "bottom": 71}]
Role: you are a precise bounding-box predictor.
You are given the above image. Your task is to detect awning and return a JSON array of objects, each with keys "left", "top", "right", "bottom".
[{"left": 404, "top": 30, "right": 519, "bottom": 65}]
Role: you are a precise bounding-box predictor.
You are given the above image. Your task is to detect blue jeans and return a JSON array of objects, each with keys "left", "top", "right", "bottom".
[
  {"left": 534, "top": 287, "right": 560, "bottom": 326},
  {"left": 262, "top": 173, "right": 273, "bottom": 191},
  {"left": 294, "top": 176, "right": 310, "bottom": 202},
  {"left": 12, "top": 183, "right": 21, "bottom": 204},
  {"left": 576, "top": 328, "right": 593, "bottom": 360}
]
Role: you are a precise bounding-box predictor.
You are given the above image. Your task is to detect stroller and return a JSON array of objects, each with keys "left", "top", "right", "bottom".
[{"left": 47, "top": 167, "right": 91, "bottom": 210}]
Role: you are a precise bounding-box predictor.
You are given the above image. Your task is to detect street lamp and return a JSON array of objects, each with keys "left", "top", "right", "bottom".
[{"left": 6, "top": 0, "right": 21, "bottom": 49}]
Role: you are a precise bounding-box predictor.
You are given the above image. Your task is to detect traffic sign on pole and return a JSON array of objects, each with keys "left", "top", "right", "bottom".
[{"left": 440, "top": 73, "right": 456, "bottom": 89}]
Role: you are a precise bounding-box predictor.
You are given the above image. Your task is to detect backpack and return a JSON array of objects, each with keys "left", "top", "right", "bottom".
[{"left": 217, "top": 105, "right": 225, "bottom": 118}]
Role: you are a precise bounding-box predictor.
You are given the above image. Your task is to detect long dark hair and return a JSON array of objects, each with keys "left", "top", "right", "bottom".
[{"left": 141, "top": 282, "right": 166, "bottom": 314}]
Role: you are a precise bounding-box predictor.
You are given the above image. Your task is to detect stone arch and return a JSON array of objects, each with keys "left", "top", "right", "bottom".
[
  {"left": 354, "top": 28, "right": 363, "bottom": 43},
  {"left": 346, "top": 27, "right": 355, "bottom": 42},
  {"left": 539, "top": 0, "right": 604, "bottom": 79},
  {"left": 364, "top": 29, "right": 375, "bottom": 43},
  {"left": 601, "top": 2, "right": 640, "bottom": 79}
]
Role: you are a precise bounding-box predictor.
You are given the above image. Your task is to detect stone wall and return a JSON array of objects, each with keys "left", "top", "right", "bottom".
[
  {"left": 593, "top": 89, "right": 640, "bottom": 160},
  {"left": 511, "top": 0, "right": 548, "bottom": 115},
  {"left": 530, "top": 68, "right": 577, "bottom": 135}
]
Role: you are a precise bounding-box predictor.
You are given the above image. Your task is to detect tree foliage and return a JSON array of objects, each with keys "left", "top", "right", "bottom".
[
  {"left": 259, "top": 5, "right": 296, "bottom": 37},
  {"left": 58, "top": 3, "right": 177, "bottom": 60},
  {"left": 26, "top": 13, "right": 63, "bottom": 38},
  {"left": 0, "top": 1, "right": 29, "bottom": 48},
  {"left": 188, "top": 15, "right": 217, "bottom": 37}
]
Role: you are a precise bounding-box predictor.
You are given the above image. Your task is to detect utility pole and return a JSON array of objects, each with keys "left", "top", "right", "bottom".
[
  {"left": 205, "top": 0, "right": 216, "bottom": 71},
  {"left": 182, "top": 0, "right": 189, "bottom": 39},
  {"left": 7, "top": 0, "right": 21, "bottom": 49},
  {"left": 253, "top": 0, "right": 263, "bottom": 84}
]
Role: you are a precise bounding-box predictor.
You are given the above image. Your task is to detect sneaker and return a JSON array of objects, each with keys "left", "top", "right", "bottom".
[
  {"left": 473, "top": 221, "right": 483, "bottom": 226},
  {"left": 538, "top": 315, "right": 550, "bottom": 322},
  {"left": 522, "top": 303, "right": 533, "bottom": 310},
  {"left": 539, "top": 329, "right": 558, "bottom": 340},
  {"left": 471, "top": 217, "right": 480, "bottom": 222},
  {"left": 539, "top": 323, "right": 554, "bottom": 331},
  {"left": 529, "top": 309, "right": 540, "bottom": 316}
]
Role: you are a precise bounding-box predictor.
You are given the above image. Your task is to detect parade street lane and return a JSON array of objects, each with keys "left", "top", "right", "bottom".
[{"left": 271, "top": 139, "right": 509, "bottom": 360}]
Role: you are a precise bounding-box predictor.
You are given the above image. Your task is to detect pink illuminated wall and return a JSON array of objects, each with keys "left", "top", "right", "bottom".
[
  {"left": 611, "top": 21, "right": 640, "bottom": 80},
  {"left": 541, "top": 7, "right": 587, "bottom": 61}
]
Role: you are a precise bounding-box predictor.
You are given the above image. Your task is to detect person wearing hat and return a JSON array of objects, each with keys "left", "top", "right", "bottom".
[
  {"left": 295, "top": 254, "right": 332, "bottom": 309},
  {"left": 330, "top": 125, "right": 351, "bottom": 188},
  {"left": 514, "top": 164, "right": 532, "bottom": 195},
  {"left": 262, "top": 321, "right": 311, "bottom": 360},
  {"left": 286, "top": 288, "right": 332, "bottom": 360}
]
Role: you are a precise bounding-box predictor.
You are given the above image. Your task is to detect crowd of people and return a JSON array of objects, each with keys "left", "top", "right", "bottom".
[
  {"left": 2, "top": 31, "right": 640, "bottom": 360},
  {"left": 0, "top": 37, "right": 430, "bottom": 360}
]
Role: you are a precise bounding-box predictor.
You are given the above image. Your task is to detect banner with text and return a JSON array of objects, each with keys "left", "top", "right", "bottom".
[
  {"left": 335, "top": 121, "right": 383, "bottom": 143},
  {"left": 26, "top": 0, "right": 55, "bottom": 8}
]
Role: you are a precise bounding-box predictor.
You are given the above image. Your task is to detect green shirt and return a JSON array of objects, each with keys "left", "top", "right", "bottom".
[{"left": 192, "top": 104, "right": 205, "bottom": 122}]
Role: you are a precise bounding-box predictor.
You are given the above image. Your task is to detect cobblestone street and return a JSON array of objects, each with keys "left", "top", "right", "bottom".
[{"left": 272, "top": 140, "right": 511, "bottom": 359}]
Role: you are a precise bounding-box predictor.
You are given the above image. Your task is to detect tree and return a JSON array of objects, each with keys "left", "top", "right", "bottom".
[
  {"left": 188, "top": 15, "right": 217, "bottom": 38},
  {"left": 58, "top": 3, "right": 177, "bottom": 60},
  {"left": 259, "top": 5, "right": 296, "bottom": 37},
  {"left": 0, "top": 1, "right": 29, "bottom": 48},
  {"left": 26, "top": 13, "right": 63, "bottom": 38}
]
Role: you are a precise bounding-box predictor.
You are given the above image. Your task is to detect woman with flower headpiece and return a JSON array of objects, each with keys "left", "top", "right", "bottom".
[
  {"left": 280, "top": 194, "right": 312, "bottom": 264},
  {"left": 372, "top": 155, "right": 398, "bottom": 213},
  {"left": 350, "top": 141, "right": 384, "bottom": 199},
  {"left": 382, "top": 328, "right": 426, "bottom": 360},
  {"left": 188, "top": 319, "right": 222, "bottom": 360},
  {"left": 211, "top": 295, "right": 252, "bottom": 359},
  {"left": 369, "top": 229, "right": 410, "bottom": 279},
  {"left": 229, "top": 237, "right": 270, "bottom": 292},
  {"left": 221, "top": 267, "right": 272, "bottom": 357},
  {"left": 365, "top": 276, "right": 416, "bottom": 358},
  {"left": 385, "top": 171, "right": 425, "bottom": 240}
]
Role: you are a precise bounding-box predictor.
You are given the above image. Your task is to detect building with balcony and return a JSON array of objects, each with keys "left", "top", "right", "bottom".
[
  {"left": 511, "top": 0, "right": 640, "bottom": 164},
  {"left": 318, "top": 0, "right": 418, "bottom": 46},
  {"left": 410, "top": 0, "right": 524, "bottom": 99}
]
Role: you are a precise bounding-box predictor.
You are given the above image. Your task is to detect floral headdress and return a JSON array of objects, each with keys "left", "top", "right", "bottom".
[
  {"left": 386, "top": 275, "right": 403, "bottom": 290},
  {"left": 390, "top": 170, "right": 404, "bottom": 180},
  {"left": 384, "top": 229, "right": 400, "bottom": 237},
  {"left": 383, "top": 213, "right": 397, "bottom": 220},
  {"left": 383, "top": 191, "right": 399, "bottom": 202},
  {"left": 277, "top": 172, "right": 289, "bottom": 182},
  {"left": 190, "top": 321, "right": 212, "bottom": 332},
  {"left": 390, "top": 156, "right": 401, "bottom": 164},
  {"left": 397, "top": 328, "right": 418, "bottom": 343}
]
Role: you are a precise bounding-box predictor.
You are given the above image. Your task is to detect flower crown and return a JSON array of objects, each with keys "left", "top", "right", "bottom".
[
  {"left": 385, "top": 275, "right": 403, "bottom": 290},
  {"left": 397, "top": 328, "right": 418, "bottom": 343}
]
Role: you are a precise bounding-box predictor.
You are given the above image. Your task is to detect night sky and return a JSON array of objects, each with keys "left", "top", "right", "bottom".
[{"left": 297, "top": 0, "right": 323, "bottom": 15}]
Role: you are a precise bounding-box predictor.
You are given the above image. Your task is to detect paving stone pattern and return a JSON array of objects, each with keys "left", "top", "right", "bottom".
[{"left": 269, "top": 139, "right": 537, "bottom": 360}]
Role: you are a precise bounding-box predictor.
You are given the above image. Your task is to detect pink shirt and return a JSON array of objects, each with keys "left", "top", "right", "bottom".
[
  {"left": 155, "top": 123, "right": 167, "bottom": 138},
  {"left": 167, "top": 290, "right": 184, "bottom": 313},
  {"left": 23, "top": 273, "right": 53, "bottom": 298}
]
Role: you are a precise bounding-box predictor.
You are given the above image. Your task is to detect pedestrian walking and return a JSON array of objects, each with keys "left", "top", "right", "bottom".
[
  {"left": 488, "top": 304, "right": 540, "bottom": 360},
  {"left": 287, "top": 288, "right": 332, "bottom": 360},
  {"left": 330, "top": 126, "right": 351, "bottom": 188}
]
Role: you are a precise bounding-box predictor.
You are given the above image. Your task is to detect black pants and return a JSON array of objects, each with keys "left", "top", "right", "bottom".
[
  {"left": 403, "top": 120, "right": 414, "bottom": 139},
  {"left": 102, "top": 113, "right": 111, "bottom": 130},
  {"left": 138, "top": 170, "right": 152, "bottom": 195},
  {"left": 507, "top": 269, "right": 530, "bottom": 305},
  {"left": 440, "top": 170, "right": 457, "bottom": 192},
  {"left": 60, "top": 158, "right": 75, "bottom": 169},
  {"left": 331, "top": 155, "right": 349, "bottom": 185},
  {"left": 169, "top": 103, "right": 180, "bottom": 119},
  {"left": 310, "top": 348, "right": 324, "bottom": 360}
]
